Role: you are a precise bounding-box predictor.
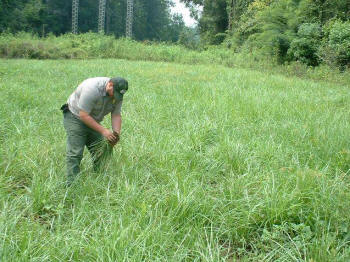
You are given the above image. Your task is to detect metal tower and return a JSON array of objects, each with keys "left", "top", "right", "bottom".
[
  {"left": 98, "top": 0, "right": 107, "bottom": 33},
  {"left": 228, "top": 0, "right": 235, "bottom": 31},
  {"left": 72, "top": 0, "right": 79, "bottom": 34},
  {"left": 126, "top": 0, "right": 134, "bottom": 38}
]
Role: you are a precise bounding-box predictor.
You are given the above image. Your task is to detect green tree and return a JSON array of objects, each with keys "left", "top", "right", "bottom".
[
  {"left": 1, "top": 0, "right": 33, "bottom": 32},
  {"left": 181, "top": 0, "right": 254, "bottom": 45},
  {"left": 288, "top": 23, "right": 322, "bottom": 66},
  {"left": 200, "top": 0, "right": 228, "bottom": 45},
  {"left": 106, "top": 0, "right": 126, "bottom": 37},
  {"left": 164, "top": 13, "right": 186, "bottom": 42},
  {"left": 0, "top": 0, "right": 185, "bottom": 42}
]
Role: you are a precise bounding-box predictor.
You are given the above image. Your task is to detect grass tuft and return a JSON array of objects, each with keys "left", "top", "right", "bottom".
[{"left": 91, "top": 139, "right": 114, "bottom": 172}]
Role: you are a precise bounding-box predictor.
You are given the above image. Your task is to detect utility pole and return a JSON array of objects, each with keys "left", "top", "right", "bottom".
[
  {"left": 98, "top": 0, "right": 107, "bottom": 34},
  {"left": 106, "top": 0, "right": 110, "bottom": 34},
  {"left": 72, "top": 0, "right": 79, "bottom": 34},
  {"left": 228, "top": 0, "right": 235, "bottom": 32},
  {"left": 126, "top": 0, "right": 134, "bottom": 38}
]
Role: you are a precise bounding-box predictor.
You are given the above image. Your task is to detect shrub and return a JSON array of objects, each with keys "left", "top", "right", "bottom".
[
  {"left": 246, "top": 0, "right": 297, "bottom": 64},
  {"left": 288, "top": 23, "right": 322, "bottom": 66},
  {"left": 319, "top": 20, "right": 350, "bottom": 69}
]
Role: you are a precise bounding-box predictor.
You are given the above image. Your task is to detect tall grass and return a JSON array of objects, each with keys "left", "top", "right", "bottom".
[
  {"left": 91, "top": 139, "right": 114, "bottom": 173},
  {"left": 0, "top": 58, "right": 349, "bottom": 261},
  {"left": 1, "top": 32, "right": 350, "bottom": 86}
]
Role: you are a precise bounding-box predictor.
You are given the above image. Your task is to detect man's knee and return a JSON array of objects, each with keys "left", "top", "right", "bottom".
[
  {"left": 66, "top": 137, "right": 85, "bottom": 158},
  {"left": 66, "top": 154, "right": 83, "bottom": 163}
]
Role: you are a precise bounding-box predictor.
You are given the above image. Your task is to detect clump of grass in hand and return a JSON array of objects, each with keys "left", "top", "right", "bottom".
[{"left": 91, "top": 139, "right": 114, "bottom": 172}]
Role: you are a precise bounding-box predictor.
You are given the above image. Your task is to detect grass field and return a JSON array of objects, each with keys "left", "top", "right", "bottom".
[{"left": 0, "top": 58, "right": 350, "bottom": 261}]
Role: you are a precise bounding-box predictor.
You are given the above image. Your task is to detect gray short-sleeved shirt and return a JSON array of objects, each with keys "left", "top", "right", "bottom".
[{"left": 67, "top": 77, "right": 123, "bottom": 122}]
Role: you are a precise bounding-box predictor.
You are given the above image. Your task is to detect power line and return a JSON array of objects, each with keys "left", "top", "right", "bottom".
[
  {"left": 72, "top": 0, "right": 135, "bottom": 36},
  {"left": 126, "top": 0, "right": 134, "bottom": 38},
  {"left": 72, "top": 0, "right": 79, "bottom": 34},
  {"left": 98, "top": 0, "right": 107, "bottom": 34}
]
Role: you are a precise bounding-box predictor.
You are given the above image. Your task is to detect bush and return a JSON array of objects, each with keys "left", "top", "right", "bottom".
[
  {"left": 245, "top": 0, "right": 298, "bottom": 64},
  {"left": 288, "top": 23, "right": 322, "bottom": 66},
  {"left": 319, "top": 20, "right": 350, "bottom": 69}
]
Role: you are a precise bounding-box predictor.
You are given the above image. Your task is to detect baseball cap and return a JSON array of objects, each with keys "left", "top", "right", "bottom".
[{"left": 110, "top": 77, "right": 128, "bottom": 101}]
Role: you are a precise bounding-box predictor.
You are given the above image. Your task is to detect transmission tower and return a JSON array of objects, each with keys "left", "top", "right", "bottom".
[
  {"left": 126, "top": 0, "right": 134, "bottom": 38},
  {"left": 98, "top": 0, "right": 107, "bottom": 34},
  {"left": 72, "top": 0, "right": 79, "bottom": 34}
]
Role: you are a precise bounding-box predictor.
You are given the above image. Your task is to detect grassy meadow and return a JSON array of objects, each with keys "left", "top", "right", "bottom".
[{"left": 0, "top": 58, "right": 350, "bottom": 261}]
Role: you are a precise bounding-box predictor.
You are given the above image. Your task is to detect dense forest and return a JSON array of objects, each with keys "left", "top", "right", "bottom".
[
  {"left": 1, "top": 0, "right": 349, "bottom": 68},
  {"left": 182, "top": 0, "right": 350, "bottom": 68},
  {"left": 0, "top": 0, "right": 186, "bottom": 42}
]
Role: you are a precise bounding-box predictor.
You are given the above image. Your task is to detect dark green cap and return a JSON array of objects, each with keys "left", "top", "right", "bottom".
[{"left": 110, "top": 77, "right": 128, "bottom": 101}]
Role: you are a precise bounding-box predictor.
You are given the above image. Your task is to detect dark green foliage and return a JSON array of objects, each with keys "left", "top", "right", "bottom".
[
  {"left": 228, "top": 0, "right": 255, "bottom": 30},
  {"left": 178, "top": 27, "right": 200, "bottom": 49},
  {"left": 43, "top": 0, "right": 72, "bottom": 35},
  {"left": 297, "top": 0, "right": 350, "bottom": 24},
  {"left": 0, "top": 0, "right": 186, "bottom": 42},
  {"left": 237, "top": 0, "right": 350, "bottom": 67},
  {"left": 184, "top": 0, "right": 350, "bottom": 67},
  {"left": 248, "top": 0, "right": 297, "bottom": 64},
  {"left": 199, "top": 0, "right": 228, "bottom": 45},
  {"left": 131, "top": 0, "right": 185, "bottom": 42},
  {"left": 288, "top": 23, "right": 322, "bottom": 66},
  {"left": 319, "top": 20, "right": 350, "bottom": 69},
  {"left": 2, "top": 0, "right": 350, "bottom": 67},
  {"left": 0, "top": 0, "right": 47, "bottom": 34},
  {"left": 182, "top": 0, "right": 254, "bottom": 45}
]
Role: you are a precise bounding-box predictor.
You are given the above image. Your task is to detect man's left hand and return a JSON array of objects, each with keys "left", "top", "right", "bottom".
[{"left": 110, "top": 131, "right": 120, "bottom": 146}]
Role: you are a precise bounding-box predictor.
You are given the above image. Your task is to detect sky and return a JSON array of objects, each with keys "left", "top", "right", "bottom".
[{"left": 170, "top": 0, "right": 197, "bottom": 27}]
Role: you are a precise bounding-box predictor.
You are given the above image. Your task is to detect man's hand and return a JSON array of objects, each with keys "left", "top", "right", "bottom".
[
  {"left": 108, "top": 131, "right": 120, "bottom": 146},
  {"left": 102, "top": 129, "right": 118, "bottom": 145},
  {"left": 113, "top": 131, "right": 120, "bottom": 145}
]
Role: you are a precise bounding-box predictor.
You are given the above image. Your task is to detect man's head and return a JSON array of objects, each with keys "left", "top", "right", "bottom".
[{"left": 109, "top": 77, "right": 128, "bottom": 101}]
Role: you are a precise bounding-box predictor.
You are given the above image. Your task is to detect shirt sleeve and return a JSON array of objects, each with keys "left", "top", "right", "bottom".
[
  {"left": 77, "top": 88, "right": 98, "bottom": 114},
  {"left": 112, "top": 100, "right": 123, "bottom": 115}
]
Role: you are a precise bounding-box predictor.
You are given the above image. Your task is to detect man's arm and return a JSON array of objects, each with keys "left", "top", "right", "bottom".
[
  {"left": 111, "top": 113, "right": 122, "bottom": 135},
  {"left": 79, "top": 110, "right": 117, "bottom": 143}
]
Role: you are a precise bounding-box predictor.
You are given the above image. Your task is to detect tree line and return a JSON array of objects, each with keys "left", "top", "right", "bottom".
[
  {"left": 0, "top": 0, "right": 187, "bottom": 42},
  {"left": 1, "top": 0, "right": 349, "bottom": 68},
  {"left": 182, "top": 0, "right": 350, "bottom": 68}
]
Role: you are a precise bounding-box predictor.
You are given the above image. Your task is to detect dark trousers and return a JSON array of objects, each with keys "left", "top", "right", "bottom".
[{"left": 63, "top": 111, "right": 103, "bottom": 184}]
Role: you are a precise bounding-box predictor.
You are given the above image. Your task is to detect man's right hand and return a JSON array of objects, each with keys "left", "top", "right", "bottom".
[{"left": 102, "top": 129, "right": 117, "bottom": 144}]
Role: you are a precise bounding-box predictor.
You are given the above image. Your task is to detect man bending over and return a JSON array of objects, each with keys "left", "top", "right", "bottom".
[{"left": 61, "top": 77, "right": 128, "bottom": 185}]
